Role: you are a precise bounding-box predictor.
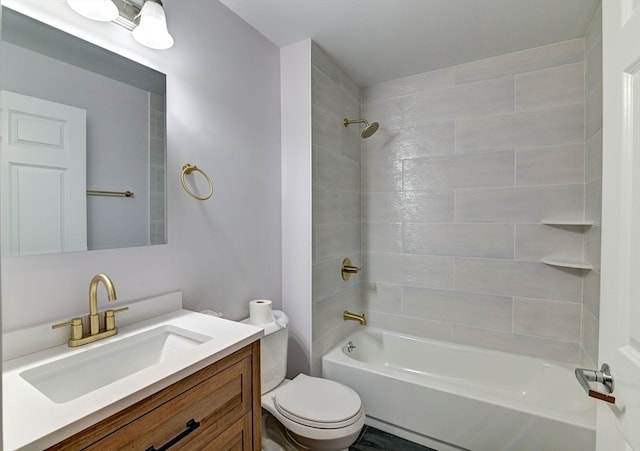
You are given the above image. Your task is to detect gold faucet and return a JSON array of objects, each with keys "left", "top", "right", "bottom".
[
  {"left": 343, "top": 310, "right": 367, "bottom": 325},
  {"left": 52, "top": 274, "right": 128, "bottom": 347},
  {"left": 89, "top": 273, "right": 117, "bottom": 335}
]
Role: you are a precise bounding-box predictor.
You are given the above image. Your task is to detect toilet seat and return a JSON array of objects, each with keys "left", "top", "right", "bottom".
[{"left": 273, "top": 374, "right": 362, "bottom": 429}]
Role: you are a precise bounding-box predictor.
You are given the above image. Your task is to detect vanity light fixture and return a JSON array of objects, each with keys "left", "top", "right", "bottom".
[
  {"left": 66, "top": 0, "right": 174, "bottom": 50},
  {"left": 131, "top": 0, "right": 174, "bottom": 50},
  {"left": 66, "top": 0, "right": 119, "bottom": 22}
]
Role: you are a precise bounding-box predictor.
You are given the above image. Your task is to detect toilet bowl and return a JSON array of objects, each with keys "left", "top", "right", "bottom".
[
  {"left": 242, "top": 310, "right": 365, "bottom": 450},
  {"left": 262, "top": 374, "right": 365, "bottom": 450}
]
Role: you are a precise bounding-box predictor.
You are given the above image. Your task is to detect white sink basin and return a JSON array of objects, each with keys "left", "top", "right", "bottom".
[{"left": 20, "top": 325, "right": 212, "bottom": 403}]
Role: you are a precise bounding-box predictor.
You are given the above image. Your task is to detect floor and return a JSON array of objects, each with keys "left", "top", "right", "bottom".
[{"left": 349, "top": 426, "right": 437, "bottom": 451}]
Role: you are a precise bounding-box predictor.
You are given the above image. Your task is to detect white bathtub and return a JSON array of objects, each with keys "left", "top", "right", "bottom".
[{"left": 322, "top": 328, "right": 595, "bottom": 451}]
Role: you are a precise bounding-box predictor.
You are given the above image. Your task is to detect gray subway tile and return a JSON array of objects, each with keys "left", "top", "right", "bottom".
[
  {"left": 314, "top": 146, "right": 360, "bottom": 192},
  {"left": 313, "top": 186, "right": 360, "bottom": 225},
  {"left": 403, "top": 286, "right": 513, "bottom": 331},
  {"left": 586, "top": 81, "right": 602, "bottom": 140},
  {"left": 585, "top": 179, "right": 602, "bottom": 225},
  {"left": 312, "top": 283, "right": 362, "bottom": 342},
  {"left": 585, "top": 5, "right": 602, "bottom": 54},
  {"left": 362, "top": 68, "right": 455, "bottom": 104},
  {"left": 586, "top": 129, "right": 602, "bottom": 183},
  {"left": 312, "top": 41, "right": 341, "bottom": 84},
  {"left": 362, "top": 191, "right": 454, "bottom": 223},
  {"left": 365, "top": 252, "right": 454, "bottom": 289},
  {"left": 515, "top": 224, "right": 585, "bottom": 262},
  {"left": 312, "top": 66, "right": 344, "bottom": 117},
  {"left": 455, "top": 258, "right": 583, "bottom": 302},
  {"left": 312, "top": 41, "right": 360, "bottom": 102},
  {"left": 361, "top": 160, "right": 402, "bottom": 193},
  {"left": 516, "top": 63, "right": 584, "bottom": 111},
  {"left": 362, "top": 281, "right": 402, "bottom": 314},
  {"left": 362, "top": 223, "right": 403, "bottom": 253},
  {"left": 404, "top": 151, "right": 515, "bottom": 191},
  {"left": 402, "top": 191, "right": 455, "bottom": 223},
  {"left": 312, "top": 106, "right": 341, "bottom": 154},
  {"left": 585, "top": 225, "right": 601, "bottom": 272},
  {"left": 361, "top": 98, "right": 405, "bottom": 131},
  {"left": 404, "top": 223, "right": 514, "bottom": 259},
  {"left": 361, "top": 121, "right": 455, "bottom": 163},
  {"left": 586, "top": 36, "right": 602, "bottom": 94},
  {"left": 583, "top": 269, "right": 600, "bottom": 320},
  {"left": 314, "top": 223, "right": 360, "bottom": 263},
  {"left": 451, "top": 325, "right": 581, "bottom": 362},
  {"left": 364, "top": 310, "right": 452, "bottom": 341},
  {"left": 455, "top": 38, "right": 584, "bottom": 84},
  {"left": 582, "top": 309, "right": 599, "bottom": 364},
  {"left": 313, "top": 257, "right": 347, "bottom": 302},
  {"left": 362, "top": 118, "right": 455, "bottom": 163},
  {"left": 513, "top": 297, "right": 582, "bottom": 341},
  {"left": 361, "top": 192, "right": 404, "bottom": 223},
  {"left": 516, "top": 144, "right": 585, "bottom": 186},
  {"left": 403, "top": 76, "right": 514, "bottom": 126},
  {"left": 456, "top": 104, "right": 584, "bottom": 153},
  {"left": 339, "top": 70, "right": 361, "bottom": 104},
  {"left": 456, "top": 184, "right": 584, "bottom": 223}
]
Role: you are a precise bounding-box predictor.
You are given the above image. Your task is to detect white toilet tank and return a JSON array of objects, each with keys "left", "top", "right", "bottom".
[{"left": 242, "top": 310, "right": 289, "bottom": 394}]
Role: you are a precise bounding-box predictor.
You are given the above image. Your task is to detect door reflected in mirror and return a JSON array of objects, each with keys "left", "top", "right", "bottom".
[{"left": 0, "top": 7, "right": 167, "bottom": 257}]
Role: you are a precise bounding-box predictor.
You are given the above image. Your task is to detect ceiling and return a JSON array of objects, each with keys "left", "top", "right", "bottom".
[{"left": 218, "top": 0, "right": 600, "bottom": 87}]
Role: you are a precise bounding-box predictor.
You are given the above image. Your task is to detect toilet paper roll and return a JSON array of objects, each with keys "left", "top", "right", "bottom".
[{"left": 249, "top": 299, "right": 274, "bottom": 324}]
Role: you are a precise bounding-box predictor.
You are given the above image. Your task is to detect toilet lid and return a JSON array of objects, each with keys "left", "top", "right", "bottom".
[{"left": 273, "top": 374, "right": 362, "bottom": 428}]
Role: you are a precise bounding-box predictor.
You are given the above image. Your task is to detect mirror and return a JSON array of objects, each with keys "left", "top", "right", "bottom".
[{"left": 0, "top": 7, "right": 167, "bottom": 257}]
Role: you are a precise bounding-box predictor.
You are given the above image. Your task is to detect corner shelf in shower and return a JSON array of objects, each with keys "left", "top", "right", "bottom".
[
  {"left": 539, "top": 219, "right": 594, "bottom": 270},
  {"left": 540, "top": 258, "right": 593, "bottom": 270},
  {"left": 540, "top": 219, "right": 594, "bottom": 226}
]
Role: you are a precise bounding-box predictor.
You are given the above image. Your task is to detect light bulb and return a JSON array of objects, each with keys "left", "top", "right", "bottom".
[{"left": 132, "top": 0, "right": 174, "bottom": 50}]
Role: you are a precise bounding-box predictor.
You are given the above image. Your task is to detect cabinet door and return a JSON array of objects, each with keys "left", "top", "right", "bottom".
[{"left": 86, "top": 357, "right": 252, "bottom": 450}]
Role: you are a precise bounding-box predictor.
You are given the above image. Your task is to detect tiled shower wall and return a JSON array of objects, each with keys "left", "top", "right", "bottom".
[
  {"left": 583, "top": 5, "right": 603, "bottom": 367},
  {"left": 361, "top": 36, "right": 599, "bottom": 364},
  {"left": 310, "top": 43, "right": 364, "bottom": 375}
]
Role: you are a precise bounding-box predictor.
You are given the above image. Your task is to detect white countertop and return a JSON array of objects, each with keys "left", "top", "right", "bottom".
[{"left": 3, "top": 299, "right": 262, "bottom": 450}]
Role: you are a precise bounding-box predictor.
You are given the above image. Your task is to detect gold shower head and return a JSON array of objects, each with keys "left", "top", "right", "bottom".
[{"left": 344, "top": 118, "right": 380, "bottom": 139}]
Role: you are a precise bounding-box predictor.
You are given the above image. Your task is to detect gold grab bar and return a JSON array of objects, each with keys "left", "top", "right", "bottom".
[
  {"left": 181, "top": 163, "right": 213, "bottom": 201},
  {"left": 87, "top": 189, "right": 134, "bottom": 197}
]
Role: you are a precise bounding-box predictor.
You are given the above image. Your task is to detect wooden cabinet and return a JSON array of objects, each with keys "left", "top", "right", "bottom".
[{"left": 48, "top": 341, "right": 261, "bottom": 450}]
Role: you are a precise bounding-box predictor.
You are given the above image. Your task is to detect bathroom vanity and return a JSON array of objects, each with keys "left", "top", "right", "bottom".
[
  {"left": 3, "top": 292, "right": 263, "bottom": 450},
  {"left": 48, "top": 341, "right": 260, "bottom": 450}
]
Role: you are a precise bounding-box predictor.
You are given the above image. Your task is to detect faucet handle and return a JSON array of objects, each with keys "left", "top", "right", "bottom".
[
  {"left": 52, "top": 317, "right": 84, "bottom": 341},
  {"left": 104, "top": 307, "right": 129, "bottom": 331}
]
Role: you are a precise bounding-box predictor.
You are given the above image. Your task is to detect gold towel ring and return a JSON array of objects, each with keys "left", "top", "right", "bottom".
[{"left": 181, "top": 163, "right": 213, "bottom": 201}]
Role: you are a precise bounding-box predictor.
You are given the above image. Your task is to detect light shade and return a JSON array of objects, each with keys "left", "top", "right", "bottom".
[
  {"left": 132, "top": 0, "right": 174, "bottom": 50},
  {"left": 67, "top": 0, "right": 119, "bottom": 22}
]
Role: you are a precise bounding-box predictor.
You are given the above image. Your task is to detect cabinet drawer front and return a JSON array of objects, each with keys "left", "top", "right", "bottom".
[
  {"left": 172, "top": 411, "right": 253, "bottom": 451},
  {"left": 86, "top": 357, "right": 252, "bottom": 450}
]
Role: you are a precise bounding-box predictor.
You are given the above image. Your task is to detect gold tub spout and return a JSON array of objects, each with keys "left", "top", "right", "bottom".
[{"left": 343, "top": 310, "right": 367, "bottom": 325}]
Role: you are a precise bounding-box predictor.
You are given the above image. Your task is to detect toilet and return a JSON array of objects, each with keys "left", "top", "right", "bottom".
[{"left": 242, "top": 310, "right": 365, "bottom": 451}]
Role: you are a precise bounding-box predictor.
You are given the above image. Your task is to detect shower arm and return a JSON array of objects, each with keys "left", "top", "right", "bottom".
[{"left": 344, "top": 118, "right": 369, "bottom": 127}]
